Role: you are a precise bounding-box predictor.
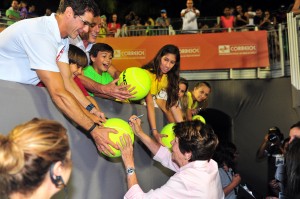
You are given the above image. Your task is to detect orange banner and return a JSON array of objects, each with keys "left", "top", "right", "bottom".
[{"left": 97, "top": 31, "right": 269, "bottom": 71}]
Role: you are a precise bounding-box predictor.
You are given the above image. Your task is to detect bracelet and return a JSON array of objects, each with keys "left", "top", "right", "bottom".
[
  {"left": 86, "top": 103, "right": 95, "bottom": 112},
  {"left": 151, "top": 128, "right": 157, "bottom": 132},
  {"left": 87, "top": 123, "right": 97, "bottom": 134}
]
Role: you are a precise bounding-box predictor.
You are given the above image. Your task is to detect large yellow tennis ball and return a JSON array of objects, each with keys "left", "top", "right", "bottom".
[
  {"left": 192, "top": 115, "right": 206, "bottom": 124},
  {"left": 102, "top": 118, "right": 134, "bottom": 158},
  {"left": 118, "top": 67, "right": 151, "bottom": 101},
  {"left": 160, "top": 123, "right": 175, "bottom": 149}
]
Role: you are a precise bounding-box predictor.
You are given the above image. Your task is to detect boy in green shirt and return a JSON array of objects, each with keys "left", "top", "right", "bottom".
[{"left": 83, "top": 43, "right": 117, "bottom": 96}]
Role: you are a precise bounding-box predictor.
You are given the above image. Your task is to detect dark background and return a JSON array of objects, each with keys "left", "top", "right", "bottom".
[{"left": 0, "top": 0, "right": 295, "bottom": 23}]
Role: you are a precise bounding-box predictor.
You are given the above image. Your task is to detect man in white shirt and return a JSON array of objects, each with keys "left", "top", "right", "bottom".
[
  {"left": 181, "top": 0, "right": 200, "bottom": 33},
  {"left": 69, "top": 15, "right": 122, "bottom": 99},
  {"left": 0, "top": 0, "right": 125, "bottom": 155}
]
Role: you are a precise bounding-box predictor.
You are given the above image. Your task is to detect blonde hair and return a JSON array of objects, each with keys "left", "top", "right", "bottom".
[
  {"left": 192, "top": 81, "right": 211, "bottom": 109},
  {"left": 0, "top": 118, "right": 70, "bottom": 197}
]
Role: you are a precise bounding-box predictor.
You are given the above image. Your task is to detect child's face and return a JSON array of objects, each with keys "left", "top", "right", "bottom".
[
  {"left": 70, "top": 63, "right": 82, "bottom": 77},
  {"left": 91, "top": 51, "right": 113, "bottom": 73},
  {"left": 160, "top": 53, "right": 176, "bottom": 74},
  {"left": 178, "top": 83, "right": 187, "bottom": 98},
  {"left": 192, "top": 85, "right": 210, "bottom": 102}
]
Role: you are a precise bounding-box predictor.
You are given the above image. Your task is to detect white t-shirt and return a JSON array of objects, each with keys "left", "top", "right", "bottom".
[
  {"left": 181, "top": 8, "right": 200, "bottom": 33},
  {"left": 69, "top": 36, "right": 93, "bottom": 64},
  {"left": 0, "top": 13, "right": 69, "bottom": 85}
]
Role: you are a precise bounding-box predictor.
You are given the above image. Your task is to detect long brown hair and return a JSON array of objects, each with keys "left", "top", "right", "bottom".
[{"left": 142, "top": 44, "right": 180, "bottom": 109}]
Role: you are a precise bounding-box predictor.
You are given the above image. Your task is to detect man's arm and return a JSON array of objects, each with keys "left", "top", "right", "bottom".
[
  {"left": 37, "top": 70, "right": 94, "bottom": 130},
  {"left": 108, "top": 65, "right": 121, "bottom": 79},
  {"left": 256, "top": 134, "right": 270, "bottom": 160},
  {"left": 57, "top": 61, "right": 94, "bottom": 108},
  {"left": 36, "top": 70, "right": 118, "bottom": 154},
  {"left": 78, "top": 75, "right": 133, "bottom": 101}
]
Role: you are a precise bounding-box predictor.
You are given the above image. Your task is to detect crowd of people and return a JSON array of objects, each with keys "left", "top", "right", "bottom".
[
  {"left": 1, "top": 0, "right": 300, "bottom": 198},
  {"left": 2, "top": 0, "right": 292, "bottom": 37}
]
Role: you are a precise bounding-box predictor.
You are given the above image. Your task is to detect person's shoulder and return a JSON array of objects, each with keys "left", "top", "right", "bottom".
[{"left": 83, "top": 65, "right": 96, "bottom": 74}]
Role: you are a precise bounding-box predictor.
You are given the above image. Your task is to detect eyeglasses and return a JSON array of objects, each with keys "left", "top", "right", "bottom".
[{"left": 76, "top": 15, "right": 92, "bottom": 27}]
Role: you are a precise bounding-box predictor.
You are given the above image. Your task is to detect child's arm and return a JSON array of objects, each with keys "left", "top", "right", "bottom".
[
  {"left": 145, "top": 93, "right": 164, "bottom": 145},
  {"left": 187, "top": 108, "right": 193, "bottom": 121},
  {"left": 170, "top": 105, "right": 183, "bottom": 122}
]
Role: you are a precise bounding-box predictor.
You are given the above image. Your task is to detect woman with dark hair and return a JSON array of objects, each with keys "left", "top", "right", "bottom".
[
  {"left": 285, "top": 137, "right": 300, "bottom": 199},
  {"left": 213, "top": 142, "right": 241, "bottom": 199},
  {"left": 119, "top": 117, "right": 224, "bottom": 198},
  {"left": 142, "top": 44, "right": 183, "bottom": 144},
  {"left": 0, "top": 118, "right": 71, "bottom": 199}
]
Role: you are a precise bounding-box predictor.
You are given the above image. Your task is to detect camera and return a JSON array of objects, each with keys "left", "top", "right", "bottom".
[
  {"left": 268, "top": 127, "right": 283, "bottom": 144},
  {"left": 268, "top": 133, "right": 280, "bottom": 143},
  {"left": 266, "top": 127, "right": 283, "bottom": 155}
]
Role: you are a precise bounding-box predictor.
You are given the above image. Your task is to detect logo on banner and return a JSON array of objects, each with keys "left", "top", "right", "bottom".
[
  {"left": 114, "top": 49, "right": 146, "bottom": 59},
  {"left": 179, "top": 47, "right": 200, "bottom": 57},
  {"left": 218, "top": 45, "right": 257, "bottom": 55}
]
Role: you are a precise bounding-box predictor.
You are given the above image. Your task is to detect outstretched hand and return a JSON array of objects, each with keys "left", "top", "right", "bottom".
[{"left": 106, "top": 79, "right": 137, "bottom": 101}]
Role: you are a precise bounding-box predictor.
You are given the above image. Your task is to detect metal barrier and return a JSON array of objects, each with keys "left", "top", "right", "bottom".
[
  {"left": 287, "top": 12, "right": 300, "bottom": 90},
  {"left": 102, "top": 24, "right": 289, "bottom": 80},
  {"left": 0, "top": 14, "right": 291, "bottom": 80}
]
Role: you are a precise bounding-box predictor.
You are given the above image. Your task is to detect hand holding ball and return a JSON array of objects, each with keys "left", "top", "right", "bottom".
[
  {"left": 118, "top": 67, "right": 151, "bottom": 101},
  {"left": 160, "top": 123, "right": 175, "bottom": 149},
  {"left": 102, "top": 118, "right": 134, "bottom": 158}
]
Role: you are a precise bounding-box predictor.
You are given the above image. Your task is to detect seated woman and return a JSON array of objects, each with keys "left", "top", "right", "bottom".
[
  {"left": 142, "top": 44, "right": 183, "bottom": 144},
  {"left": 118, "top": 117, "right": 224, "bottom": 198},
  {"left": 0, "top": 118, "right": 71, "bottom": 199}
]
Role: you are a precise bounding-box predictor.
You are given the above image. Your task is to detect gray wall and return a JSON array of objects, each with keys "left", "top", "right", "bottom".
[
  {"left": 0, "top": 77, "right": 299, "bottom": 198},
  {"left": 0, "top": 80, "right": 172, "bottom": 199},
  {"left": 190, "top": 77, "right": 299, "bottom": 196}
]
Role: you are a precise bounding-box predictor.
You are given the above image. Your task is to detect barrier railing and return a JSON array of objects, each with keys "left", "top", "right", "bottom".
[
  {"left": 287, "top": 12, "right": 300, "bottom": 90},
  {"left": 0, "top": 15, "right": 290, "bottom": 80},
  {"left": 97, "top": 24, "right": 289, "bottom": 80}
]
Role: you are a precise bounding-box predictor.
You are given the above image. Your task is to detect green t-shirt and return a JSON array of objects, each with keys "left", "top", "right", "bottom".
[
  {"left": 83, "top": 65, "right": 114, "bottom": 96},
  {"left": 6, "top": 9, "right": 21, "bottom": 25}
]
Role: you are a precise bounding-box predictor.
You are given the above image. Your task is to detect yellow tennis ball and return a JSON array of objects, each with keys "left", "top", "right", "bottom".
[
  {"left": 118, "top": 67, "right": 151, "bottom": 101},
  {"left": 192, "top": 115, "right": 206, "bottom": 124},
  {"left": 102, "top": 118, "right": 134, "bottom": 158},
  {"left": 160, "top": 123, "right": 176, "bottom": 149}
]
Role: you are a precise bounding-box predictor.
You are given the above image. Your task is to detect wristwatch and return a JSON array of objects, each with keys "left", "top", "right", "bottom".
[
  {"left": 86, "top": 103, "right": 95, "bottom": 112},
  {"left": 126, "top": 167, "right": 135, "bottom": 175}
]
